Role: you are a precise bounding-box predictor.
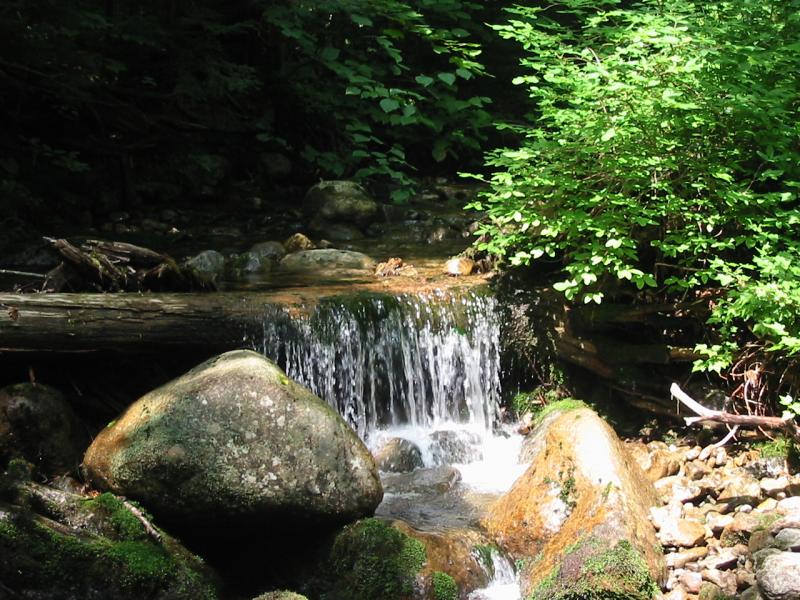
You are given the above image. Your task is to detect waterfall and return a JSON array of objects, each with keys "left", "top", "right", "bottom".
[{"left": 254, "top": 289, "right": 501, "bottom": 439}]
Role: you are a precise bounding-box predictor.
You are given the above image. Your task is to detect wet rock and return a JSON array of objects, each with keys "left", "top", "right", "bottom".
[
  {"left": 184, "top": 249, "right": 225, "bottom": 284},
  {"left": 250, "top": 241, "right": 287, "bottom": 262},
  {"left": 0, "top": 481, "right": 217, "bottom": 600},
  {"left": 392, "top": 520, "right": 491, "bottom": 595},
  {"left": 381, "top": 466, "right": 462, "bottom": 495},
  {"left": 303, "top": 181, "right": 380, "bottom": 227},
  {"left": 484, "top": 405, "right": 664, "bottom": 599},
  {"left": 756, "top": 552, "right": 800, "bottom": 600},
  {"left": 444, "top": 257, "right": 475, "bottom": 276},
  {"left": 279, "top": 249, "right": 375, "bottom": 274},
  {"left": 373, "top": 438, "right": 424, "bottom": 473},
  {"left": 0, "top": 383, "right": 84, "bottom": 477},
  {"left": 284, "top": 233, "right": 316, "bottom": 253},
  {"left": 82, "top": 350, "right": 382, "bottom": 534},
  {"left": 429, "top": 430, "right": 483, "bottom": 465}
]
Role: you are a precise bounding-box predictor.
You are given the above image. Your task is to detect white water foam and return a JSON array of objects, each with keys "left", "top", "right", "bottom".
[{"left": 468, "top": 548, "right": 521, "bottom": 600}]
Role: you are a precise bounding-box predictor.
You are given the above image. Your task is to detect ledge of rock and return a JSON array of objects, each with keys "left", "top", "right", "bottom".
[{"left": 82, "top": 350, "right": 383, "bottom": 535}]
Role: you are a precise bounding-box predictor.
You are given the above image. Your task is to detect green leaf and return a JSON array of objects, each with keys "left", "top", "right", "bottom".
[
  {"left": 379, "top": 98, "right": 400, "bottom": 113},
  {"left": 437, "top": 72, "right": 457, "bottom": 86},
  {"left": 415, "top": 75, "right": 434, "bottom": 87},
  {"left": 600, "top": 127, "right": 616, "bottom": 142}
]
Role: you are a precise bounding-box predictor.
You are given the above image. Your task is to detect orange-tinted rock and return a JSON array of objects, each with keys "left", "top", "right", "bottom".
[
  {"left": 391, "top": 520, "right": 490, "bottom": 595},
  {"left": 483, "top": 406, "right": 665, "bottom": 598}
]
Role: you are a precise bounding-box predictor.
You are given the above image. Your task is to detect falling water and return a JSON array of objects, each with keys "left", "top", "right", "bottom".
[
  {"left": 254, "top": 289, "right": 501, "bottom": 439},
  {"left": 254, "top": 288, "right": 522, "bottom": 600}
]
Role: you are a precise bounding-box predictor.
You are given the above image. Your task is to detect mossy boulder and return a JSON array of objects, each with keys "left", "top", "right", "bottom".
[
  {"left": 82, "top": 350, "right": 382, "bottom": 535},
  {"left": 0, "top": 478, "right": 217, "bottom": 600},
  {"left": 484, "top": 404, "right": 664, "bottom": 599},
  {"left": 317, "top": 518, "right": 426, "bottom": 600},
  {"left": 0, "top": 383, "right": 84, "bottom": 477}
]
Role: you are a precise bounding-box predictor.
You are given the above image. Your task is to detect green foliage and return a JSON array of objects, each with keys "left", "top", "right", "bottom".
[
  {"left": 431, "top": 571, "right": 458, "bottom": 600},
  {"left": 469, "top": 0, "right": 800, "bottom": 381},
  {"left": 262, "top": 0, "right": 494, "bottom": 195},
  {"left": 322, "top": 518, "right": 426, "bottom": 600}
]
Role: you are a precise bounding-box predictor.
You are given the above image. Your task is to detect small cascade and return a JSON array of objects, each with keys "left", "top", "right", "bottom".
[
  {"left": 469, "top": 549, "right": 520, "bottom": 600},
  {"left": 255, "top": 289, "right": 501, "bottom": 439}
]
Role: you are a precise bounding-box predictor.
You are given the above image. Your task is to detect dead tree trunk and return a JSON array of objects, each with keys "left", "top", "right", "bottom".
[{"left": 0, "top": 292, "right": 307, "bottom": 353}]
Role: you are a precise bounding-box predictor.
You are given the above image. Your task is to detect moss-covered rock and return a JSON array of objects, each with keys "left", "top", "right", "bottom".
[
  {"left": 317, "top": 518, "right": 426, "bottom": 600},
  {"left": 484, "top": 406, "right": 664, "bottom": 599},
  {"left": 527, "top": 537, "right": 658, "bottom": 600},
  {"left": 431, "top": 571, "right": 458, "bottom": 600},
  {"left": 0, "top": 382, "right": 84, "bottom": 477},
  {"left": 0, "top": 479, "right": 217, "bottom": 599},
  {"left": 82, "top": 350, "right": 382, "bottom": 535}
]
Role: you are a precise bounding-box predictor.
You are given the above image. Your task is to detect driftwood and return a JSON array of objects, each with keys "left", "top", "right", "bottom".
[
  {"left": 43, "top": 238, "right": 211, "bottom": 293},
  {"left": 670, "top": 382, "right": 800, "bottom": 443}
]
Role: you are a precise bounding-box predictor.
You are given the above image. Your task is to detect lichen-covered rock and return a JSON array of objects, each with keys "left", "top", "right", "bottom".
[
  {"left": 374, "top": 438, "right": 424, "bottom": 473},
  {"left": 0, "top": 479, "right": 217, "bottom": 600},
  {"left": 303, "top": 180, "right": 380, "bottom": 227},
  {"left": 82, "top": 350, "right": 382, "bottom": 533},
  {"left": 279, "top": 249, "right": 375, "bottom": 274},
  {"left": 483, "top": 404, "right": 664, "bottom": 599},
  {"left": 0, "top": 383, "right": 84, "bottom": 477}
]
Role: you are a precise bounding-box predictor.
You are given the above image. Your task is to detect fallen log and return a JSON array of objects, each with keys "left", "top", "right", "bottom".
[{"left": 0, "top": 292, "right": 296, "bottom": 353}]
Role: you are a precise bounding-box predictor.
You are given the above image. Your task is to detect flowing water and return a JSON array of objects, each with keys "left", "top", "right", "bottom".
[{"left": 255, "top": 289, "right": 523, "bottom": 598}]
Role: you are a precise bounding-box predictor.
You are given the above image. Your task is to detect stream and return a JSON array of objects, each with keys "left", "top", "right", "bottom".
[{"left": 254, "top": 289, "right": 525, "bottom": 598}]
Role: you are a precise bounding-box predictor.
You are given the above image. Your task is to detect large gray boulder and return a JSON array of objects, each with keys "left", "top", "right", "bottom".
[
  {"left": 303, "top": 181, "right": 380, "bottom": 227},
  {"left": 82, "top": 350, "right": 383, "bottom": 531}
]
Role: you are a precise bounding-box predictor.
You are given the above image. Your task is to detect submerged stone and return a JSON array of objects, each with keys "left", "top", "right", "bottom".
[
  {"left": 82, "top": 350, "right": 382, "bottom": 535},
  {"left": 279, "top": 249, "right": 375, "bottom": 273},
  {"left": 303, "top": 180, "right": 380, "bottom": 227},
  {"left": 374, "top": 437, "right": 424, "bottom": 473}
]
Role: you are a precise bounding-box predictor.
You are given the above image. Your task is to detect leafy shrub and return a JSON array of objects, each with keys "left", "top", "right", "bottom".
[{"left": 468, "top": 0, "right": 800, "bottom": 379}]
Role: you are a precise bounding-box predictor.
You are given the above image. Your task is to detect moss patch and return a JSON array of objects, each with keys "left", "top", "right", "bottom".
[
  {"left": 534, "top": 399, "right": 589, "bottom": 426},
  {"left": 321, "top": 518, "right": 426, "bottom": 600},
  {"left": 431, "top": 571, "right": 458, "bottom": 600},
  {"left": 528, "top": 537, "right": 658, "bottom": 600},
  {"left": 0, "top": 502, "right": 217, "bottom": 599}
]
